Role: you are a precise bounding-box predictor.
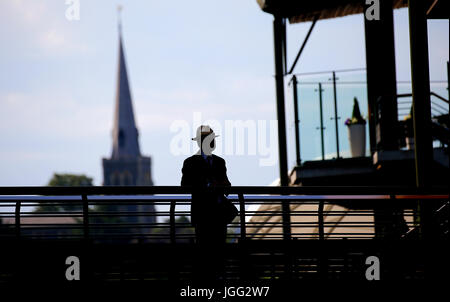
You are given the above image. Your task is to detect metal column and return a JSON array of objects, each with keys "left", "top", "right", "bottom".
[
  {"left": 273, "top": 16, "right": 291, "bottom": 241},
  {"left": 408, "top": 0, "right": 434, "bottom": 239},
  {"left": 408, "top": 0, "right": 433, "bottom": 188},
  {"left": 273, "top": 16, "right": 289, "bottom": 187},
  {"left": 364, "top": 0, "right": 398, "bottom": 152},
  {"left": 292, "top": 75, "right": 301, "bottom": 166}
]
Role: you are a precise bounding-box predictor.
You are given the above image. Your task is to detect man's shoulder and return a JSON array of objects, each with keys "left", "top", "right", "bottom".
[
  {"left": 183, "top": 154, "right": 225, "bottom": 164},
  {"left": 183, "top": 155, "right": 202, "bottom": 165},
  {"left": 212, "top": 154, "right": 226, "bottom": 163}
]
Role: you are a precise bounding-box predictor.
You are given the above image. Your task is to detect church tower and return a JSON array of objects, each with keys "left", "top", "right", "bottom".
[
  {"left": 103, "top": 20, "right": 153, "bottom": 187},
  {"left": 102, "top": 16, "right": 155, "bottom": 234}
]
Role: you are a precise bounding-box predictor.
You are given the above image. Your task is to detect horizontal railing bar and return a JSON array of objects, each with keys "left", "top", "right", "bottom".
[
  {"left": 7, "top": 220, "right": 412, "bottom": 226},
  {"left": 4, "top": 212, "right": 413, "bottom": 219},
  {"left": 0, "top": 196, "right": 82, "bottom": 200},
  {"left": 292, "top": 67, "right": 367, "bottom": 76},
  {"left": 14, "top": 226, "right": 374, "bottom": 230},
  {"left": 12, "top": 233, "right": 377, "bottom": 237},
  {"left": 0, "top": 199, "right": 374, "bottom": 204},
  {"left": 0, "top": 186, "right": 448, "bottom": 196},
  {"left": 11, "top": 222, "right": 381, "bottom": 227},
  {"left": 0, "top": 198, "right": 444, "bottom": 205}
]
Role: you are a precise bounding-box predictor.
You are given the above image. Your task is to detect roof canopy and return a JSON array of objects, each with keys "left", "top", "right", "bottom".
[{"left": 256, "top": 0, "right": 408, "bottom": 23}]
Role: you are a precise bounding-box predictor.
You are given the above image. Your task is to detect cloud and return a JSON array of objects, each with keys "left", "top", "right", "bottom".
[
  {"left": 133, "top": 74, "right": 276, "bottom": 131},
  {"left": 0, "top": 91, "right": 111, "bottom": 140},
  {"left": 1, "top": 0, "right": 48, "bottom": 24},
  {"left": 0, "top": 0, "right": 91, "bottom": 57}
]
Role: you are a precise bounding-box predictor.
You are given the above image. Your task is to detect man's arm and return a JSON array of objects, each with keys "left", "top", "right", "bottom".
[
  {"left": 181, "top": 159, "right": 192, "bottom": 186},
  {"left": 222, "top": 161, "right": 231, "bottom": 186},
  {"left": 213, "top": 158, "right": 231, "bottom": 187}
]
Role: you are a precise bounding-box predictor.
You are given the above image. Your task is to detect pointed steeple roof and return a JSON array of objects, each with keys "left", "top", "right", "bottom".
[{"left": 111, "top": 21, "right": 141, "bottom": 159}]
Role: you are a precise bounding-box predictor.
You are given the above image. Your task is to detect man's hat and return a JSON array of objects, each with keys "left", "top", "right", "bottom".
[{"left": 191, "top": 125, "right": 219, "bottom": 141}]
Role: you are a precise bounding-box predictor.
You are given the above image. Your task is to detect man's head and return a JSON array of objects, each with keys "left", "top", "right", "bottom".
[{"left": 192, "top": 125, "right": 218, "bottom": 155}]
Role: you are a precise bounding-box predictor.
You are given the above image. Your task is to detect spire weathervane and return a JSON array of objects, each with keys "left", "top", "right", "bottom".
[{"left": 117, "top": 5, "right": 123, "bottom": 33}]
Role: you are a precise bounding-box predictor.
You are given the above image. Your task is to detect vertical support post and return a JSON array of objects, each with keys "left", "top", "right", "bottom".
[
  {"left": 169, "top": 200, "right": 178, "bottom": 282},
  {"left": 170, "top": 200, "right": 176, "bottom": 244},
  {"left": 281, "top": 197, "right": 292, "bottom": 241},
  {"left": 447, "top": 61, "right": 449, "bottom": 101},
  {"left": 408, "top": 0, "right": 434, "bottom": 238},
  {"left": 318, "top": 200, "right": 326, "bottom": 278},
  {"left": 238, "top": 193, "right": 246, "bottom": 241},
  {"left": 332, "top": 71, "right": 340, "bottom": 158},
  {"left": 364, "top": 0, "right": 398, "bottom": 152},
  {"left": 82, "top": 194, "right": 89, "bottom": 240},
  {"left": 292, "top": 75, "right": 301, "bottom": 166},
  {"left": 274, "top": 16, "right": 292, "bottom": 241},
  {"left": 408, "top": 0, "right": 433, "bottom": 188},
  {"left": 15, "top": 200, "right": 21, "bottom": 239},
  {"left": 273, "top": 16, "right": 289, "bottom": 187},
  {"left": 317, "top": 83, "right": 325, "bottom": 160},
  {"left": 238, "top": 194, "right": 248, "bottom": 280},
  {"left": 318, "top": 201, "right": 324, "bottom": 240}
]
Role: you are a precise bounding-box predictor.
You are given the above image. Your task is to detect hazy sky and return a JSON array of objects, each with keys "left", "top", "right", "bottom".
[{"left": 0, "top": 1, "right": 448, "bottom": 186}]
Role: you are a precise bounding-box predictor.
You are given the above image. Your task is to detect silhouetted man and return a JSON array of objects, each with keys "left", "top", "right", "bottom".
[{"left": 181, "top": 125, "right": 231, "bottom": 247}]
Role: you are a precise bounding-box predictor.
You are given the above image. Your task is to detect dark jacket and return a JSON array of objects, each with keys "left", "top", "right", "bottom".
[{"left": 181, "top": 154, "right": 231, "bottom": 226}]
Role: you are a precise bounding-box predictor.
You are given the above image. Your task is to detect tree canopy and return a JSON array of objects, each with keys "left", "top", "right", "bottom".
[{"left": 34, "top": 173, "right": 93, "bottom": 212}]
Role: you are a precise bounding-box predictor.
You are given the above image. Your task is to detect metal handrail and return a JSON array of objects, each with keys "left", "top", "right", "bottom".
[
  {"left": 397, "top": 91, "right": 449, "bottom": 118},
  {"left": 1, "top": 186, "right": 448, "bottom": 243},
  {"left": 2, "top": 185, "right": 447, "bottom": 195}
]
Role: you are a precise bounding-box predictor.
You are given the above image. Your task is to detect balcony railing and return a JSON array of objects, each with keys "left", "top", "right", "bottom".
[
  {"left": 288, "top": 68, "right": 448, "bottom": 164},
  {"left": 1, "top": 186, "right": 448, "bottom": 243},
  {"left": 0, "top": 186, "right": 448, "bottom": 281}
]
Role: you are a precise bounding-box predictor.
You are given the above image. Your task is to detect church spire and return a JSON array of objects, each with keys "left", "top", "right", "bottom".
[{"left": 111, "top": 10, "right": 141, "bottom": 159}]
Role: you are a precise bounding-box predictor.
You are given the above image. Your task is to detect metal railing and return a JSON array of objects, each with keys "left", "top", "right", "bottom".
[
  {"left": 397, "top": 91, "right": 449, "bottom": 120},
  {"left": 1, "top": 186, "right": 448, "bottom": 243},
  {"left": 289, "top": 67, "right": 448, "bottom": 164}
]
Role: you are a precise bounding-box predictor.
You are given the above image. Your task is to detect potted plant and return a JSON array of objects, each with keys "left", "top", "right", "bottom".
[{"left": 345, "top": 97, "right": 367, "bottom": 157}]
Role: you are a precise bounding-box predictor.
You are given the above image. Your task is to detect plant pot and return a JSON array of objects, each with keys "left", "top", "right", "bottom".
[{"left": 347, "top": 124, "right": 366, "bottom": 157}]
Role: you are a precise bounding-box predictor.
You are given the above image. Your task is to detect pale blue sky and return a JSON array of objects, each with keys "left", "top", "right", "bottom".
[{"left": 0, "top": 1, "right": 448, "bottom": 186}]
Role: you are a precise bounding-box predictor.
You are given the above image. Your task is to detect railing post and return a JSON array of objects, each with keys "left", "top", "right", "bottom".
[
  {"left": 316, "top": 83, "right": 326, "bottom": 160},
  {"left": 318, "top": 201, "right": 324, "bottom": 240},
  {"left": 82, "top": 194, "right": 89, "bottom": 240},
  {"left": 331, "top": 71, "right": 340, "bottom": 158},
  {"left": 15, "top": 200, "right": 21, "bottom": 239},
  {"left": 318, "top": 200, "right": 326, "bottom": 278},
  {"left": 447, "top": 61, "right": 449, "bottom": 101},
  {"left": 238, "top": 193, "right": 246, "bottom": 241},
  {"left": 292, "top": 75, "right": 302, "bottom": 166},
  {"left": 282, "top": 199, "right": 292, "bottom": 241},
  {"left": 281, "top": 196, "right": 292, "bottom": 278},
  {"left": 169, "top": 200, "right": 178, "bottom": 282},
  {"left": 170, "top": 200, "right": 176, "bottom": 244}
]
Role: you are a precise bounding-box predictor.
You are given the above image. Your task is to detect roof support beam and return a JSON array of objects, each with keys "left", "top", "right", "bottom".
[{"left": 287, "top": 17, "right": 317, "bottom": 75}]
